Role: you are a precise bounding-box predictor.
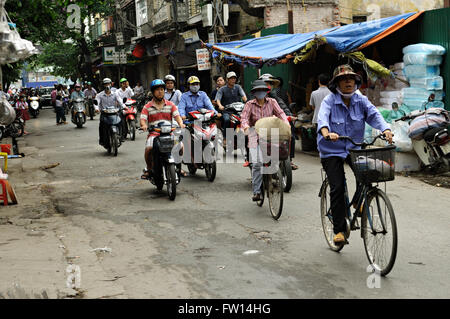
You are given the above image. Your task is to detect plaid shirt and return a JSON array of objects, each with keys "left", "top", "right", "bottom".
[{"left": 241, "top": 97, "right": 289, "bottom": 148}]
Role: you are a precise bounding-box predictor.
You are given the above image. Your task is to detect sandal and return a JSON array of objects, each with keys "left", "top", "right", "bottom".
[
  {"left": 141, "top": 169, "right": 152, "bottom": 180},
  {"left": 180, "top": 169, "right": 188, "bottom": 177},
  {"left": 291, "top": 162, "right": 299, "bottom": 170}
]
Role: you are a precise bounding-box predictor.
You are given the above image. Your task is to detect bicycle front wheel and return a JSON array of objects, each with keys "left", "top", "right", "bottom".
[
  {"left": 362, "top": 188, "right": 398, "bottom": 276},
  {"left": 267, "top": 169, "right": 283, "bottom": 220},
  {"left": 319, "top": 179, "right": 344, "bottom": 252}
]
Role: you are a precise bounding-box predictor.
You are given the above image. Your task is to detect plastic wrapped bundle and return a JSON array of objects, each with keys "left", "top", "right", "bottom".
[
  {"left": 403, "top": 98, "right": 444, "bottom": 111},
  {"left": 404, "top": 65, "right": 440, "bottom": 78},
  {"left": 403, "top": 53, "right": 443, "bottom": 66},
  {"left": 402, "top": 88, "right": 444, "bottom": 101},
  {"left": 403, "top": 43, "right": 446, "bottom": 55},
  {"left": 409, "top": 76, "right": 443, "bottom": 90}
]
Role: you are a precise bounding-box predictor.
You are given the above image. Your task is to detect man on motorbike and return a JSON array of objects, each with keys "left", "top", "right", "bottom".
[
  {"left": 116, "top": 78, "right": 134, "bottom": 101},
  {"left": 215, "top": 72, "right": 247, "bottom": 142},
  {"left": 140, "top": 79, "right": 185, "bottom": 180},
  {"left": 133, "top": 81, "right": 144, "bottom": 98},
  {"left": 70, "top": 84, "right": 85, "bottom": 100},
  {"left": 83, "top": 82, "right": 97, "bottom": 118},
  {"left": 95, "top": 78, "right": 125, "bottom": 146},
  {"left": 163, "top": 75, "right": 182, "bottom": 106},
  {"left": 177, "top": 76, "right": 218, "bottom": 120},
  {"left": 241, "top": 79, "right": 289, "bottom": 202}
]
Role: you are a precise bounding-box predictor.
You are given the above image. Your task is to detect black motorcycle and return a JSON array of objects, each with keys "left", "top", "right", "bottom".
[
  {"left": 95, "top": 101, "right": 122, "bottom": 156},
  {"left": 143, "top": 121, "right": 180, "bottom": 200},
  {"left": 86, "top": 97, "right": 96, "bottom": 120}
]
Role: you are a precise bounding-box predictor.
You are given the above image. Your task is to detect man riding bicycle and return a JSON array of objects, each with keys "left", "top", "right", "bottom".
[
  {"left": 140, "top": 79, "right": 185, "bottom": 180},
  {"left": 241, "top": 79, "right": 289, "bottom": 202},
  {"left": 317, "top": 64, "right": 393, "bottom": 244}
]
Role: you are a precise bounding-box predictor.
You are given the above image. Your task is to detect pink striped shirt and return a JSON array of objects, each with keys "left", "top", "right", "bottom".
[{"left": 241, "top": 97, "right": 289, "bottom": 148}]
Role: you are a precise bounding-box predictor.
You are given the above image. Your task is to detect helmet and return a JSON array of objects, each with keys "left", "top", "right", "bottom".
[
  {"left": 187, "top": 76, "right": 200, "bottom": 85},
  {"left": 120, "top": 78, "right": 128, "bottom": 83},
  {"left": 103, "top": 78, "right": 112, "bottom": 84},
  {"left": 150, "top": 79, "right": 166, "bottom": 92},
  {"left": 226, "top": 71, "right": 237, "bottom": 79},
  {"left": 164, "top": 74, "right": 176, "bottom": 83},
  {"left": 86, "top": 82, "right": 92, "bottom": 86}
]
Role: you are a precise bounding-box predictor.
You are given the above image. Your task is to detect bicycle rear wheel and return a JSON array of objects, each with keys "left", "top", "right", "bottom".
[
  {"left": 362, "top": 188, "right": 397, "bottom": 276},
  {"left": 319, "top": 179, "right": 344, "bottom": 252},
  {"left": 267, "top": 169, "right": 283, "bottom": 220}
]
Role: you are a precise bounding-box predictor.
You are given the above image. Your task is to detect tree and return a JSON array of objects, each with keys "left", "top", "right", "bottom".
[{"left": 2, "top": 0, "right": 116, "bottom": 86}]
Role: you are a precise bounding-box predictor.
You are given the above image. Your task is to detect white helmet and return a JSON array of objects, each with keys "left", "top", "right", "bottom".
[
  {"left": 103, "top": 78, "right": 112, "bottom": 84},
  {"left": 164, "top": 74, "right": 176, "bottom": 83}
]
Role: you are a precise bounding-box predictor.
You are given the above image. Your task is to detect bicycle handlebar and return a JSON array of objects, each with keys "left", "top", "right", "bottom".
[{"left": 325, "top": 133, "right": 389, "bottom": 147}]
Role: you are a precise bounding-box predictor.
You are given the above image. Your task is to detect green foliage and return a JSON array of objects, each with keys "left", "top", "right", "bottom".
[{"left": 3, "top": 0, "right": 116, "bottom": 82}]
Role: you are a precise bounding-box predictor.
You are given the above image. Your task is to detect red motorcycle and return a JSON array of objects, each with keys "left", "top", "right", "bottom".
[
  {"left": 123, "top": 98, "right": 138, "bottom": 141},
  {"left": 184, "top": 108, "right": 218, "bottom": 182}
]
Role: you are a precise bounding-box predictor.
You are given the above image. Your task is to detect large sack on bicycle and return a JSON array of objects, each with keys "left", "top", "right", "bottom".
[
  {"left": 255, "top": 116, "right": 291, "bottom": 142},
  {"left": 408, "top": 108, "right": 449, "bottom": 140},
  {"left": 0, "top": 96, "right": 16, "bottom": 126}
]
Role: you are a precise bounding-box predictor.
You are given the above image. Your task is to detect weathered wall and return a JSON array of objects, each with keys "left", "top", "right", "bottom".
[
  {"left": 265, "top": 4, "right": 339, "bottom": 33},
  {"left": 351, "top": 0, "right": 444, "bottom": 18}
]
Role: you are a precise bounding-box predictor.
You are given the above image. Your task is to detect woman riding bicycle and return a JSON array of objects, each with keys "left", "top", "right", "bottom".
[
  {"left": 317, "top": 64, "right": 393, "bottom": 244},
  {"left": 241, "top": 79, "right": 289, "bottom": 202}
]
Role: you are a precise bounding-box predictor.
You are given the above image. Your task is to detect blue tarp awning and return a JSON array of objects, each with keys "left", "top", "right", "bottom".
[{"left": 205, "top": 12, "right": 423, "bottom": 67}]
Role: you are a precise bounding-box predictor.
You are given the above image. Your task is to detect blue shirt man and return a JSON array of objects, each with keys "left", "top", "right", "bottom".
[
  {"left": 177, "top": 76, "right": 217, "bottom": 118},
  {"left": 317, "top": 92, "right": 390, "bottom": 159}
]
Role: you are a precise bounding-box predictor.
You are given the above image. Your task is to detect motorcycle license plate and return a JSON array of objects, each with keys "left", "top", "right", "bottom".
[{"left": 440, "top": 142, "right": 450, "bottom": 155}]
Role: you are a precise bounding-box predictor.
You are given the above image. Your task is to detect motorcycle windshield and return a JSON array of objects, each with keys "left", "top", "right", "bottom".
[{"left": 101, "top": 114, "right": 121, "bottom": 125}]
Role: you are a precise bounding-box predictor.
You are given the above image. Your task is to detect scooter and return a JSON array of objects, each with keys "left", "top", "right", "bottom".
[
  {"left": 71, "top": 98, "right": 87, "bottom": 128},
  {"left": 396, "top": 96, "right": 450, "bottom": 172},
  {"left": 63, "top": 96, "right": 70, "bottom": 115},
  {"left": 86, "top": 96, "right": 96, "bottom": 120},
  {"left": 95, "top": 100, "right": 122, "bottom": 156},
  {"left": 184, "top": 108, "right": 218, "bottom": 182},
  {"left": 142, "top": 121, "right": 180, "bottom": 200},
  {"left": 222, "top": 102, "right": 247, "bottom": 156},
  {"left": 29, "top": 96, "right": 40, "bottom": 118},
  {"left": 122, "top": 98, "right": 138, "bottom": 141}
]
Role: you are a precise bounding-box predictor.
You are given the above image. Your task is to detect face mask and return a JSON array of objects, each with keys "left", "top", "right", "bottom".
[
  {"left": 254, "top": 91, "right": 267, "bottom": 100},
  {"left": 105, "top": 85, "right": 111, "bottom": 91},
  {"left": 336, "top": 86, "right": 357, "bottom": 99},
  {"left": 190, "top": 85, "right": 200, "bottom": 93}
]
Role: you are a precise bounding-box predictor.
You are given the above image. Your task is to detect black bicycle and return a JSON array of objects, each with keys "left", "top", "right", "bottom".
[{"left": 319, "top": 134, "right": 398, "bottom": 276}]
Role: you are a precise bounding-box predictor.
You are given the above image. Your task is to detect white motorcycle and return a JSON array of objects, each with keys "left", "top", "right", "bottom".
[{"left": 29, "top": 96, "right": 40, "bottom": 118}]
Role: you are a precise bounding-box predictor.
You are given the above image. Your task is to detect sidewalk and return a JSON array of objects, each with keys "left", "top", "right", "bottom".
[{"left": 0, "top": 139, "right": 124, "bottom": 298}]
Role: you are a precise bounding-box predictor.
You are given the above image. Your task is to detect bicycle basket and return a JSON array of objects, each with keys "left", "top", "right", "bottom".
[
  {"left": 349, "top": 145, "right": 396, "bottom": 184},
  {"left": 259, "top": 138, "right": 290, "bottom": 162}
]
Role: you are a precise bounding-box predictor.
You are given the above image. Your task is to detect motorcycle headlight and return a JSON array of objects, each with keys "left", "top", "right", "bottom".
[{"left": 161, "top": 125, "right": 172, "bottom": 134}]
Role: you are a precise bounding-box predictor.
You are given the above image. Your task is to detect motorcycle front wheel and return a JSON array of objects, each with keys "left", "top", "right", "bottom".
[
  {"left": 205, "top": 161, "right": 216, "bottom": 182},
  {"left": 110, "top": 132, "right": 119, "bottom": 156},
  {"left": 129, "top": 120, "right": 136, "bottom": 141},
  {"left": 166, "top": 164, "right": 177, "bottom": 200}
]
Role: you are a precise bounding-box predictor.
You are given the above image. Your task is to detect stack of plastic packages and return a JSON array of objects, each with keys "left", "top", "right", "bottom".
[
  {"left": 0, "top": 5, "right": 38, "bottom": 64},
  {"left": 402, "top": 43, "right": 446, "bottom": 112}
]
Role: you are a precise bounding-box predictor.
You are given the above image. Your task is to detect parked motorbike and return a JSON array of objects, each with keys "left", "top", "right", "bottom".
[
  {"left": 0, "top": 108, "right": 24, "bottom": 140},
  {"left": 71, "top": 98, "right": 87, "bottom": 128},
  {"left": 142, "top": 121, "right": 180, "bottom": 200},
  {"left": 86, "top": 96, "right": 95, "bottom": 120},
  {"left": 396, "top": 96, "right": 450, "bottom": 172},
  {"left": 184, "top": 108, "right": 218, "bottom": 182},
  {"left": 122, "top": 98, "right": 138, "bottom": 141},
  {"left": 28, "top": 96, "right": 40, "bottom": 118},
  {"left": 97, "top": 101, "right": 122, "bottom": 156},
  {"left": 62, "top": 97, "right": 70, "bottom": 115}
]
